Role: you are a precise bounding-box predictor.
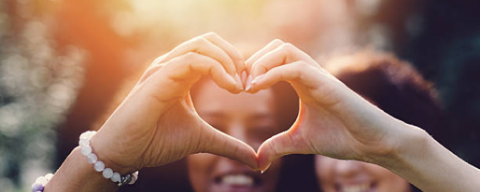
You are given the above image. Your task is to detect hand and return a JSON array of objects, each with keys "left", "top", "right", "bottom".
[
  {"left": 248, "top": 40, "right": 417, "bottom": 171},
  {"left": 90, "top": 32, "right": 258, "bottom": 174}
]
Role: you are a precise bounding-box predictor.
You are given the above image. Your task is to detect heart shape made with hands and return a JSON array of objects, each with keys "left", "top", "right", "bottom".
[
  {"left": 182, "top": 38, "right": 320, "bottom": 172},
  {"left": 189, "top": 75, "right": 300, "bottom": 172},
  {"left": 123, "top": 34, "right": 386, "bottom": 174},
  {"left": 183, "top": 39, "right": 373, "bottom": 173},
  {"left": 178, "top": 38, "right": 321, "bottom": 173}
]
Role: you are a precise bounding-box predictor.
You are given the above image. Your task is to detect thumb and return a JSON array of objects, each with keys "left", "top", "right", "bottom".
[
  {"left": 257, "top": 131, "right": 299, "bottom": 172},
  {"left": 198, "top": 126, "right": 259, "bottom": 170}
]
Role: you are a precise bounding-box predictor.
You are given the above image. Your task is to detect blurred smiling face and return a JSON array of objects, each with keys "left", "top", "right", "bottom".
[
  {"left": 188, "top": 79, "right": 285, "bottom": 192},
  {"left": 315, "top": 152, "right": 411, "bottom": 192}
]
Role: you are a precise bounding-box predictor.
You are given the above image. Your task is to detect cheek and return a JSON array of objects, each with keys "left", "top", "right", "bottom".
[
  {"left": 364, "top": 164, "right": 410, "bottom": 192},
  {"left": 187, "top": 153, "right": 218, "bottom": 191},
  {"left": 314, "top": 156, "right": 336, "bottom": 191}
]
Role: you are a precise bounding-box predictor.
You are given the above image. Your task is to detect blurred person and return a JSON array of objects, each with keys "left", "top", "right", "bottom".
[
  {"left": 37, "top": 35, "right": 480, "bottom": 192},
  {"left": 42, "top": 32, "right": 259, "bottom": 191},
  {"left": 40, "top": 33, "right": 314, "bottom": 192},
  {"left": 185, "top": 44, "right": 317, "bottom": 192},
  {"left": 249, "top": 40, "right": 480, "bottom": 192},
  {"left": 187, "top": 76, "right": 299, "bottom": 192},
  {"left": 315, "top": 50, "right": 445, "bottom": 192}
]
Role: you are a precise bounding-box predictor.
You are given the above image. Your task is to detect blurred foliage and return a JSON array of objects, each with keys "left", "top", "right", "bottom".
[{"left": 0, "top": 0, "right": 86, "bottom": 191}]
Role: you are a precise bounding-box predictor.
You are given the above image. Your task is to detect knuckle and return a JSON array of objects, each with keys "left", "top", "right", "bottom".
[
  {"left": 295, "top": 64, "right": 307, "bottom": 75},
  {"left": 279, "top": 43, "right": 295, "bottom": 58},
  {"left": 282, "top": 43, "right": 295, "bottom": 51},
  {"left": 152, "top": 55, "right": 165, "bottom": 65},
  {"left": 193, "top": 36, "right": 209, "bottom": 46},
  {"left": 183, "top": 52, "right": 198, "bottom": 60},
  {"left": 147, "top": 64, "right": 164, "bottom": 72},
  {"left": 272, "top": 39, "right": 284, "bottom": 45},
  {"left": 143, "top": 65, "right": 160, "bottom": 76},
  {"left": 203, "top": 32, "right": 218, "bottom": 38},
  {"left": 268, "top": 139, "right": 280, "bottom": 157},
  {"left": 297, "top": 61, "right": 310, "bottom": 68}
]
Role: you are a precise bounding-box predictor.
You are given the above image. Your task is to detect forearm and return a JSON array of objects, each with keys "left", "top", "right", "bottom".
[
  {"left": 383, "top": 125, "right": 480, "bottom": 192},
  {"left": 44, "top": 147, "right": 118, "bottom": 192}
]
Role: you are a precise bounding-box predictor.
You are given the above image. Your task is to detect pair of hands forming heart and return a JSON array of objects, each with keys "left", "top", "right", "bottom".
[{"left": 90, "top": 32, "right": 412, "bottom": 174}]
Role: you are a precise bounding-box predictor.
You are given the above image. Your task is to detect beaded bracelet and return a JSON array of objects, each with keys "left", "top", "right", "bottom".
[
  {"left": 32, "top": 131, "right": 139, "bottom": 191},
  {"left": 31, "top": 173, "right": 53, "bottom": 192},
  {"left": 79, "top": 130, "right": 139, "bottom": 186}
]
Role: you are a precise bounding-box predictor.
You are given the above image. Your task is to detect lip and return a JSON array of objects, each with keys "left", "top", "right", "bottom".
[{"left": 211, "top": 169, "right": 264, "bottom": 192}]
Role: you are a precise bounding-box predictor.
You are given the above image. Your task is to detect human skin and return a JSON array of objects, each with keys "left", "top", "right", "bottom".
[
  {"left": 248, "top": 39, "right": 480, "bottom": 192},
  {"left": 44, "top": 32, "right": 258, "bottom": 191},
  {"left": 314, "top": 57, "right": 413, "bottom": 192},
  {"left": 315, "top": 156, "right": 410, "bottom": 192},
  {"left": 188, "top": 79, "right": 284, "bottom": 192},
  {"left": 43, "top": 35, "right": 480, "bottom": 192},
  {"left": 313, "top": 97, "right": 410, "bottom": 192}
]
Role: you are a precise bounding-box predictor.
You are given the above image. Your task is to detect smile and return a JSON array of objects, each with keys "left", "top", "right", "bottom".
[
  {"left": 220, "top": 174, "right": 254, "bottom": 187},
  {"left": 214, "top": 172, "right": 263, "bottom": 190},
  {"left": 336, "top": 182, "right": 376, "bottom": 192}
]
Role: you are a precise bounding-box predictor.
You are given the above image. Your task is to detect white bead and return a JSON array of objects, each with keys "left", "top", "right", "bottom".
[
  {"left": 86, "top": 131, "right": 95, "bottom": 139},
  {"left": 94, "top": 161, "right": 105, "bottom": 172},
  {"left": 35, "top": 176, "right": 48, "bottom": 185},
  {"left": 80, "top": 132, "right": 89, "bottom": 140},
  {"left": 87, "top": 153, "right": 97, "bottom": 164},
  {"left": 79, "top": 138, "right": 89, "bottom": 146},
  {"left": 111, "top": 172, "right": 121, "bottom": 182},
  {"left": 81, "top": 145, "right": 92, "bottom": 156},
  {"left": 45, "top": 173, "right": 54, "bottom": 180},
  {"left": 102, "top": 168, "right": 114, "bottom": 179}
]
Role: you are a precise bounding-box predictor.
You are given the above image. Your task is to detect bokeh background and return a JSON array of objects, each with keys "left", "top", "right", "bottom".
[{"left": 0, "top": 0, "right": 479, "bottom": 191}]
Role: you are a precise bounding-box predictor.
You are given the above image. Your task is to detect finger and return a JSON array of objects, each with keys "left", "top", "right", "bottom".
[
  {"left": 158, "top": 36, "right": 237, "bottom": 76},
  {"left": 257, "top": 131, "right": 299, "bottom": 172},
  {"left": 198, "top": 126, "right": 259, "bottom": 170},
  {"left": 143, "top": 53, "right": 241, "bottom": 102},
  {"left": 245, "top": 39, "right": 284, "bottom": 73},
  {"left": 170, "top": 53, "right": 242, "bottom": 92},
  {"left": 185, "top": 93, "right": 195, "bottom": 110},
  {"left": 202, "top": 32, "right": 246, "bottom": 74},
  {"left": 249, "top": 61, "right": 348, "bottom": 108},
  {"left": 250, "top": 43, "right": 316, "bottom": 78},
  {"left": 247, "top": 61, "right": 321, "bottom": 93},
  {"left": 137, "top": 64, "right": 164, "bottom": 85}
]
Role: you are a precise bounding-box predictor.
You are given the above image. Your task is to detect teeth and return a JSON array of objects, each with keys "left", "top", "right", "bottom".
[
  {"left": 221, "top": 174, "right": 254, "bottom": 187},
  {"left": 342, "top": 183, "right": 370, "bottom": 192}
]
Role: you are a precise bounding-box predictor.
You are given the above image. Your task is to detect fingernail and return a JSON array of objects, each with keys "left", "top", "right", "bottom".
[
  {"left": 245, "top": 75, "right": 253, "bottom": 91},
  {"left": 241, "top": 71, "right": 247, "bottom": 85},
  {"left": 235, "top": 73, "right": 243, "bottom": 90},
  {"left": 260, "top": 163, "right": 271, "bottom": 174},
  {"left": 251, "top": 74, "right": 264, "bottom": 85}
]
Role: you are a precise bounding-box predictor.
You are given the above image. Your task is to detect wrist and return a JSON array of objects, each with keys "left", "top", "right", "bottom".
[
  {"left": 89, "top": 130, "right": 140, "bottom": 175},
  {"left": 373, "top": 122, "right": 429, "bottom": 169},
  {"left": 45, "top": 147, "right": 118, "bottom": 191},
  {"left": 370, "top": 124, "right": 480, "bottom": 192}
]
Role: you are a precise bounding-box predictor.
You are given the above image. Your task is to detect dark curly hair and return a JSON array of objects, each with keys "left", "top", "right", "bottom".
[
  {"left": 325, "top": 50, "right": 446, "bottom": 139},
  {"left": 324, "top": 50, "right": 448, "bottom": 192}
]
